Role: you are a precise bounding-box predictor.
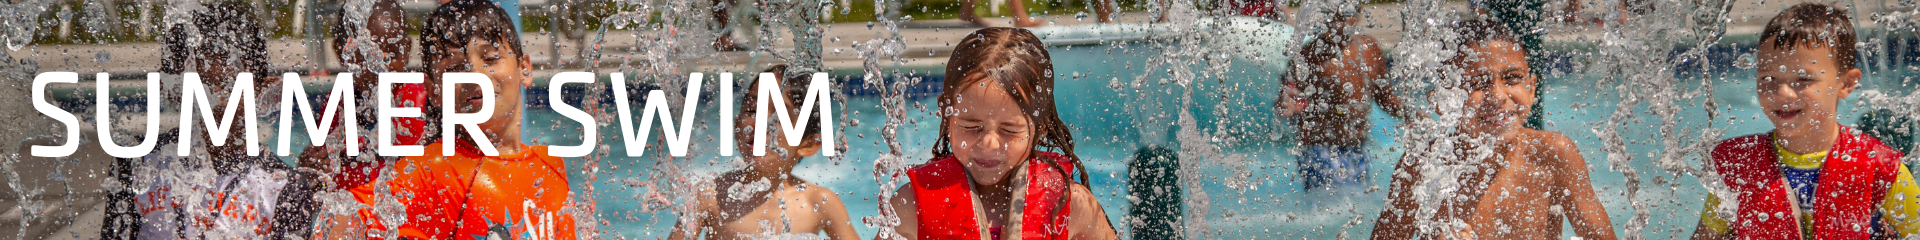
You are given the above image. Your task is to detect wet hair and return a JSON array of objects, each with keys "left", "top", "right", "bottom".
[
  {"left": 935, "top": 27, "right": 1086, "bottom": 184},
  {"left": 1758, "top": 3, "right": 1858, "bottom": 71},
  {"left": 744, "top": 64, "right": 823, "bottom": 143},
  {"left": 160, "top": 2, "right": 269, "bottom": 75},
  {"left": 421, "top": 0, "right": 524, "bottom": 76},
  {"left": 1291, "top": 13, "right": 1361, "bottom": 82},
  {"left": 1444, "top": 18, "right": 1525, "bottom": 69},
  {"left": 331, "top": 0, "right": 411, "bottom": 72}
]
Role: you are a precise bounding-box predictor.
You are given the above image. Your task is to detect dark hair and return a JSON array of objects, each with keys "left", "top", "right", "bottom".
[
  {"left": 745, "top": 64, "right": 823, "bottom": 142},
  {"left": 161, "top": 2, "right": 269, "bottom": 75},
  {"left": 331, "top": 0, "right": 410, "bottom": 72},
  {"left": 1759, "top": 3, "right": 1858, "bottom": 71},
  {"left": 421, "top": 0, "right": 523, "bottom": 76},
  {"left": 936, "top": 27, "right": 1086, "bottom": 184},
  {"left": 1292, "top": 13, "right": 1361, "bottom": 82},
  {"left": 1444, "top": 18, "right": 1525, "bottom": 69}
]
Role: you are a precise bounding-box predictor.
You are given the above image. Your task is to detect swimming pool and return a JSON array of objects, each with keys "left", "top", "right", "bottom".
[{"left": 496, "top": 35, "right": 1920, "bottom": 239}]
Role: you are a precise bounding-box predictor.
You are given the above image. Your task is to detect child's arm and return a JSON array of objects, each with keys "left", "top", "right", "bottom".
[
  {"left": 1067, "top": 183, "right": 1118, "bottom": 240},
  {"left": 667, "top": 185, "right": 721, "bottom": 240},
  {"left": 882, "top": 185, "right": 919, "bottom": 240},
  {"left": 1370, "top": 152, "right": 1424, "bottom": 239},
  {"left": 1542, "top": 134, "right": 1618, "bottom": 240},
  {"left": 812, "top": 186, "right": 863, "bottom": 240},
  {"left": 1688, "top": 196, "right": 1732, "bottom": 240},
  {"left": 1358, "top": 37, "right": 1418, "bottom": 120},
  {"left": 1877, "top": 163, "right": 1920, "bottom": 237}
]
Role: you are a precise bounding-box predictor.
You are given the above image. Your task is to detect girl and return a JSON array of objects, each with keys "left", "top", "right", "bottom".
[{"left": 884, "top": 27, "right": 1118, "bottom": 240}]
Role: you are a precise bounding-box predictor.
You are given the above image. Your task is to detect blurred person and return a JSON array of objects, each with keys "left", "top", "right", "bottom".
[{"left": 666, "top": 65, "right": 861, "bottom": 240}]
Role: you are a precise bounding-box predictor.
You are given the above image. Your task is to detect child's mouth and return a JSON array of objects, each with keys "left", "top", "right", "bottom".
[
  {"left": 1772, "top": 109, "right": 1803, "bottom": 119},
  {"left": 465, "top": 96, "right": 484, "bottom": 107},
  {"left": 1479, "top": 111, "right": 1515, "bottom": 128},
  {"left": 973, "top": 158, "right": 1004, "bottom": 169}
]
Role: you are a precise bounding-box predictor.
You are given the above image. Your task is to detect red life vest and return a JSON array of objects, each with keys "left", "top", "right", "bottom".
[
  {"left": 1710, "top": 126, "right": 1905, "bottom": 240},
  {"left": 909, "top": 152, "right": 1077, "bottom": 240}
]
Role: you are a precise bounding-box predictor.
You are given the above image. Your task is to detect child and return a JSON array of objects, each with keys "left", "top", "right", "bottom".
[
  {"left": 1274, "top": 8, "right": 1415, "bottom": 191},
  {"left": 885, "top": 27, "right": 1118, "bottom": 240},
  {"left": 373, "top": 0, "right": 578, "bottom": 239},
  {"left": 303, "top": 0, "right": 422, "bottom": 238},
  {"left": 666, "top": 65, "right": 861, "bottom": 240},
  {"left": 1689, "top": 3, "right": 1920, "bottom": 239},
  {"left": 1371, "top": 19, "right": 1616, "bottom": 240},
  {"left": 137, "top": 2, "right": 322, "bottom": 239}
]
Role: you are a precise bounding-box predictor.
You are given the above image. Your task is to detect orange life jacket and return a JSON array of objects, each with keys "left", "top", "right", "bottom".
[
  {"left": 1711, "top": 127, "right": 1905, "bottom": 240},
  {"left": 385, "top": 143, "right": 577, "bottom": 240},
  {"left": 909, "top": 152, "right": 1076, "bottom": 240}
]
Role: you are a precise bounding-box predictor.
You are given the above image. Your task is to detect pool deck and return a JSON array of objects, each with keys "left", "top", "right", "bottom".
[{"left": 19, "top": 0, "right": 1913, "bottom": 80}]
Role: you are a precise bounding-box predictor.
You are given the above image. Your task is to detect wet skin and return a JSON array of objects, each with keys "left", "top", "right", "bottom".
[
  {"left": 1754, "top": 40, "right": 1859, "bottom": 155},
  {"left": 1276, "top": 27, "right": 1413, "bottom": 147},
  {"left": 188, "top": 50, "right": 281, "bottom": 169},
  {"left": 665, "top": 83, "right": 861, "bottom": 240},
  {"left": 1373, "top": 40, "right": 1617, "bottom": 240},
  {"left": 437, "top": 38, "right": 531, "bottom": 154},
  {"left": 885, "top": 81, "right": 1118, "bottom": 240},
  {"left": 300, "top": 10, "right": 413, "bottom": 169}
]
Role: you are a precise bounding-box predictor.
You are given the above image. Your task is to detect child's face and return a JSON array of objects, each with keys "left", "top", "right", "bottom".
[
  {"left": 434, "top": 38, "right": 530, "bottom": 140},
  {"left": 1455, "top": 40, "right": 1537, "bottom": 137},
  {"left": 944, "top": 81, "right": 1034, "bottom": 186},
  {"left": 333, "top": 31, "right": 410, "bottom": 74},
  {"left": 334, "top": 32, "right": 410, "bottom": 90},
  {"left": 734, "top": 86, "right": 822, "bottom": 174},
  {"left": 1755, "top": 41, "right": 1859, "bottom": 138}
]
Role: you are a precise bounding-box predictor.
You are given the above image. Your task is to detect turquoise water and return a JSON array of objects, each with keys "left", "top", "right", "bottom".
[
  {"left": 236, "top": 38, "right": 1917, "bottom": 238},
  {"left": 514, "top": 42, "right": 1917, "bottom": 238}
]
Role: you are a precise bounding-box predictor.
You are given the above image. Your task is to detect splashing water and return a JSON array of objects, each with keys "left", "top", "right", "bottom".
[{"left": 0, "top": 0, "right": 1917, "bottom": 239}]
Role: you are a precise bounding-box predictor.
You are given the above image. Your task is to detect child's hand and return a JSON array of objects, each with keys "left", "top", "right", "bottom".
[{"left": 1277, "top": 82, "right": 1307, "bottom": 118}]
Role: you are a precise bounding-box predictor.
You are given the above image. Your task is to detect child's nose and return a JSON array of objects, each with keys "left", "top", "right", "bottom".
[
  {"left": 1771, "top": 83, "right": 1799, "bottom": 98},
  {"left": 979, "top": 132, "right": 1005, "bottom": 152}
]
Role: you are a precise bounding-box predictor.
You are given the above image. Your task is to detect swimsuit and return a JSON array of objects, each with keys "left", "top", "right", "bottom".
[{"left": 1298, "top": 145, "right": 1370, "bottom": 190}]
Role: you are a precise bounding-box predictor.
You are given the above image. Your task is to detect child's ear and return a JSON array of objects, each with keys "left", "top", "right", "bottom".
[
  {"left": 1840, "top": 68, "right": 1862, "bottom": 94},
  {"left": 795, "top": 136, "right": 824, "bottom": 157},
  {"left": 519, "top": 54, "right": 534, "bottom": 85}
]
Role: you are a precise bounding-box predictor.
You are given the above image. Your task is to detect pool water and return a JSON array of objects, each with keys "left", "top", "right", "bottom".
[{"left": 493, "top": 38, "right": 1920, "bottom": 239}]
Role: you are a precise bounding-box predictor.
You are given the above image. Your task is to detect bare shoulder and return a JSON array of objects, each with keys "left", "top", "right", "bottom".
[
  {"left": 1352, "top": 36, "right": 1383, "bottom": 52},
  {"left": 793, "top": 178, "right": 846, "bottom": 204},
  {"left": 1067, "top": 182, "right": 1102, "bottom": 209},
  {"left": 888, "top": 183, "right": 917, "bottom": 206},
  {"left": 1519, "top": 128, "right": 1584, "bottom": 164}
]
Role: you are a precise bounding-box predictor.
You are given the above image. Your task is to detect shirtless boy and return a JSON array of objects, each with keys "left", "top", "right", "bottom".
[
  {"left": 1275, "top": 9, "right": 1415, "bottom": 191},
  {"left": 1370, "top": 19, "right": 1616, "bottom": 240},
  {"left": 667, "top": 65, "right": 861, "bottom": 240}
]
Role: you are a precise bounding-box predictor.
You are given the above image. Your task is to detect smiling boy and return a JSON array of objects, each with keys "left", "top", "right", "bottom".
[
  {"left": 1690, "top": 3, "right": 1920, "bottom": 239},
  {"left": 368, "top": 0, "right": 579, "bottom": 239}
]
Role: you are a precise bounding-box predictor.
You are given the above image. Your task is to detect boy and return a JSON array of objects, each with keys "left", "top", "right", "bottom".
[
  {"left": 303, "top": 0, "right": 422, "bottom": 238},
  {"left": 1274, "top": 9, "right": 1415, "bottom": 191},
  {"left": 137, "top": 2, "right": 322, "bottom": 239},
  {"left": 1372, "top": 19, "right": 1616, "bottom": 240},
  {"left": 1690, "top": 3, "right": 1920, "bottom": 239},
  {"left": 374, "top": 0, "right": 579, "bottom": 239},
  {"left": 666, "top": 65, "right": 860, "bottom": 240}
]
